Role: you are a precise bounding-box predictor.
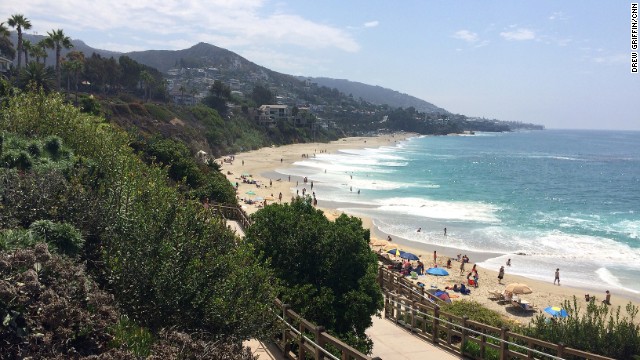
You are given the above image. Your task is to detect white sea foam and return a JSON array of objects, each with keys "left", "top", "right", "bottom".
[{"left": 371, "top": 197, "right": 501, "bottom": 223}]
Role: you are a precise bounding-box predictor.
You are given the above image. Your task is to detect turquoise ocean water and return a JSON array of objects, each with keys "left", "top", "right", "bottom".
[{"left": 277, "top": 130, "right": 640, "bottom": 296}]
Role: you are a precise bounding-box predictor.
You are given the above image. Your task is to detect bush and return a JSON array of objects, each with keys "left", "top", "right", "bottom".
[
  {"left": 44, "top": 136, "right": 63, "bottom": 159},
  {"left": 441, "top": 300, "right": 508, "bottom": 328},
  {"left": 27, "top": 142, "right": 42, "bottom": 158},
  {"left": 144, "top": 103, "right": 174, "bottom": 122},
  {"left": 109, "top": 315, "right": 154, "bottom": 357},
  {"left": 29, "top": 220, "right": 84, "bottom": 257},
  {"left": 1, "top": 150, "right": 32, "bottom": 170},
  {"left": 521, "top": 296, "right": 640, "bottom": 359},
  {"left": 0, "top": 229, "right": 37, "bottom": 250},
  {"left": 79, "top": 94, "right": 102, "bottom": 115}
]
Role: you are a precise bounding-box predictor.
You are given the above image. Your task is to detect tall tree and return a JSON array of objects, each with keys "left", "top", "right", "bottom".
[
  {"left": 37, "top": 39, "right": 48, "bottom": 65},
  {"left": 29, "top": 41, "right": 46, "bottom": 64},
  {"left": 139, "top": 70, "right": 154, "bottom": 102},
  {"left": 65, "top": 51, "right": 84, "bottom": 104},
  {"left": 44, "top": 29, "right": 73, "bottom": 90},
  {"left": 0, "top": 22, "right": 15, "bottom": 60},
  {"left": 7, "top": 14, "right": 31, "bottom": 69},
  {"left": 21, "top": 39, "right": 32, "bottom": 65},
  {"left": 245, "top": 198, "right": 384, "bottom": 353}
]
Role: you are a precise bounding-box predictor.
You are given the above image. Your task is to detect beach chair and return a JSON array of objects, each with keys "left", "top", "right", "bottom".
[{"left": 410, "top": 271, "right": 418, "bottom": 280}]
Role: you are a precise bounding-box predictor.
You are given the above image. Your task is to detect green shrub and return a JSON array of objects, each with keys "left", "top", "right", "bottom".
[
  {"left": 1, "top": 150, "right": 32, "bottom": 170},
  {"left": 0, "top": 229, "right": 37, "bottom": 250},
  {"left": 79, "top": 95, "right": 102, "bottom": 115},
  {"left": 109, "top": 316, "right": 154, "bottom": 357},
  {"left": 29, "top": 220, "right": 84, "bottom": 257},
  {"left": 128, "top": 102, "right": 148, "bottom": 116},
  {"left": 144, "top": 103, "right": 173, "bottom": 122},
  {"left": 441, "top": 300, "right": 507, "bottom": 328},
  {"left": 27, "top": 142, "right": 42, "bottom": 158},
  {"left": 461, "top": 339, "right": 499, "bottom": 360},
  {"left": 44, "top": 136, "right": 63, "bottom": 159}
]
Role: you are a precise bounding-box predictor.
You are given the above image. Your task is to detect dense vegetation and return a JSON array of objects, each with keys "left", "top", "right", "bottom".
[
  {"left": 0, "top": 89, "right": 278, "bottom": 357},
  {"left": 245, "top": 198, "right": 384, "bottom": 353}
]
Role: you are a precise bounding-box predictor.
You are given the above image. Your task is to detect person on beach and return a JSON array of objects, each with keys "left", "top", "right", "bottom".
[
  {"left": 459, "top": 260, "right": 465, "bottom": 275},
  {"left": 446, "top": 258, "right": 452, "bottom": 268},
  {"left": 416, "top": 260, "right": 424, "bottom": 275},
  {"left": 242, "top": 160, "right": 244, "bottom": 166},
  {"left": 554, "top": 268, "right": 560, "bottom": 285},
  {"left": 498, "top": 266, "right": 505, "bottom": 284},
  {"left": 417, "top": 227, "right": 421, "bottom": 232},
  {"left": 444, "top": 227, "right": 447, "bottom": 236},
  {"left": 387, "top": 235, "right": 392, "bottom": 242},
  {"left": 433, "top": 251, "right": 437, "bottom": 265},
  {"left": 603, "top": 290, "right": 611, "bottom": 305},
  {"left": 278, "top": 192, "right": 283, "bottom": 203},
  {"left": 506, "top": 258, "right": 511, "bottom": 266}
]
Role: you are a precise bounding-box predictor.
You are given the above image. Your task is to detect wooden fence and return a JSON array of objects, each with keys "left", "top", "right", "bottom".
[
  {"left": 273, "top": 298, "right": 379, "bottom": 360},
  {"left": 378, "top": 266, "right": 613, "bottom": 360}
]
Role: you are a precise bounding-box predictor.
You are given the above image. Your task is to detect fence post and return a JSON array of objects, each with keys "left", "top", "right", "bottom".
[
  {"left": 282, "top": 304, "right": 291, "bottom": 353},
  {"left": 314, "top": 325, "right": 325, "bottom": 360},
  {"left": 432, "top": 305, "right": 440, "bottom": 344},
  {"left": 395, "top": 297, "right": 401, "bottom": 325},
  {"left": 411, "top": 301, "right": 417, "bottom": 332},
  {"left": 461, "top": 316, "right": 468, "bottom": 353},
  {"left": 378, "top": 266, "right": 384, "bottom": 288},
  {"left": 557, "top": 342, "right": 565, "bottom": 359},
  {"left": 499, "top": 326, "right": 509, "bottom": 360},
  {"left": 298, "top": 322, "right": 306, "bottom": 360}
]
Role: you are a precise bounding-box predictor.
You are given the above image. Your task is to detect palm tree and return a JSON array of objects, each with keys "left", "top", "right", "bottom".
[
  {"left": 37, "top": 40, "right": 49, "bottom": 65},
  {"left": 0, "top": 22, "right": 9, "bottom": 37},
  {"left": 65, "top": 51, "right": 84, "bottom": 104},
  {"left": 21, "top": 39, "right": 32, "bottom": 65},
  {"left": 18, "top": 62, "right": 55, "bottom": 92},
  {"left": 7, "top": 14, "right": 32, "bottom": 69},
  {"left": 30, "top": 43, "right": 46, "bottom": 64},
  {"left": 139, "top": 70, "right": 154, "bottom": 102},
  {"left": 44, "top": 29, "right": 73, "bottom": 90}
]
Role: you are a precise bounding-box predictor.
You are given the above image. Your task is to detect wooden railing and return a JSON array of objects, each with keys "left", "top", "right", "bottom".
[
  {"left": 210, "top": 202, "right": 252, "bottom": 230},
  {"left": 378, "top": 266, "right": 613, "bottom": 360},
  {"left": 273, "top": 299, "right": 379, "bottom": 360}
]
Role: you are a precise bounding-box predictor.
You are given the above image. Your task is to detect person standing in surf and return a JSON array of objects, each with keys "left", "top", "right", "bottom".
[{"left": 554, "top": 268, "right": 560, "bottom": 285}]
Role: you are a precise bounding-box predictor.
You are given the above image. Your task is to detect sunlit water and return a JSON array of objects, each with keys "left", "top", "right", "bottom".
[{"left": 276, "top": 130, "right": 640, "bottom": 296}]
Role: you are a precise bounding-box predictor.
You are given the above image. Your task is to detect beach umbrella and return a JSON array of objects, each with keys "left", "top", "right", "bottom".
[
  {"left": 254, "top": 196, "right": 264, "bottom": 201},
  {"left": 265, "top": 196, "right": 276, "bottom": 201},
  {"left": 387, "top": 248, "right": 404, "bottom": 257},
  {"left": 505, "top": 283, "right": 533, "bottom": 294},
  {"left": 245, "top": 191, "right": 256, "bottom": 195},
  {"left": 426, "top": 267, "right": 449, "bottom": 276},
  {"left": 544, "top": 306, "right": 568, "bottom": 318},
  {"left": 400, "top": 252, "right": 420, "bottom": 261},
  {"left": 434, "top": 290, "right": 452, "bottom": 303}
]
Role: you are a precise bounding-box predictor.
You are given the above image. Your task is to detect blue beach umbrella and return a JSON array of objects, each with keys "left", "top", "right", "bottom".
[
  {"left": 400, "top": 252, "right": 420, "bottom": 261},
  {"left": 544, "top": 306, "right": 568, "bottom": 318},
  {"left": 245, "top": 191, "right": 256, "bottom": 195},
  {"left": 426, "top": 267, "right": 449, "bottom": 276},
  {"left": 387, "top": 248, "right": 405, "bottom": 257}
]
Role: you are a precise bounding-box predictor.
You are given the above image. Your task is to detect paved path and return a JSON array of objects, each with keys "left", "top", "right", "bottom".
[{"left": 367, "top": 313, "right": 461, "bottom": 359}]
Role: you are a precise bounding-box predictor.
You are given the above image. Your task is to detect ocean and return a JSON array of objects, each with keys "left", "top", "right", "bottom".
[{"left": 276, "top": 130, "right": 640, "bottom": 297}]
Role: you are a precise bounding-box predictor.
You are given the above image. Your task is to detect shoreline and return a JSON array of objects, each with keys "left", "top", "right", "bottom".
[{"left": 217, "top": 133, "right": 640, "bottom": 324}]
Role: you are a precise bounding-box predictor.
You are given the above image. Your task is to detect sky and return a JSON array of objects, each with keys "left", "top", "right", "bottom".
[{"left": 2, "top": 1, "right": 639, "bottom": 130}]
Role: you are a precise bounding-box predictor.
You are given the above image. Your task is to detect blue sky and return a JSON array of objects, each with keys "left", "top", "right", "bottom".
[{"left": 2, "top": 1, "right": 638, "bottom": 130}]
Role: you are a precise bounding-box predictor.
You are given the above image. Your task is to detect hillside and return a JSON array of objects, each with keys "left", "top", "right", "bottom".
[{"left": 309, "top": 77, "right": 448, "bottom": 114}]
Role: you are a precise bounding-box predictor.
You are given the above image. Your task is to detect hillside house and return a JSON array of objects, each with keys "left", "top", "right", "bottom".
[{"left": 255, "top": 104, "right": 291, "bottom": 127}]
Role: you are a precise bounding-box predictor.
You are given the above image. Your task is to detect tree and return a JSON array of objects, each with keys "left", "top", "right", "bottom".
[
  {"left": 0, "top": 22, "right": 14, "bottom": 61},
  {"left": 65, "top": 51, "right": 84, "bottom": 104},
  {"left": 36, "top": 40, "right": 48, "bottom": 65},
  {"left": 18, "top": 62, "right": 55, "bottom": 92},
  {"left": 7, "top": 14, "right": 31, "bottom": 69},
  {"left": 245, "top": 198, "right": 383, "bottom": 353},
  {"left": 21, "top": 39, "right": 32, "bottom": 65},
  {"left": 139, "top": 70, "right": 154, "bottom": 102},
  {"left": 44, "top": 29, "right": 73, "bottom": 90},
  {"left": 178, "top": 85, "right": 186, "bottom": 104},
  {"left": 251, "top": 84, "right": 274, "bottom": 106}
]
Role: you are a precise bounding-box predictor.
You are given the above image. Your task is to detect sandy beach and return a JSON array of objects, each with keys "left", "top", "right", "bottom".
[{"left": 217, "top": 134, "right": 640, "bottom": 324}]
